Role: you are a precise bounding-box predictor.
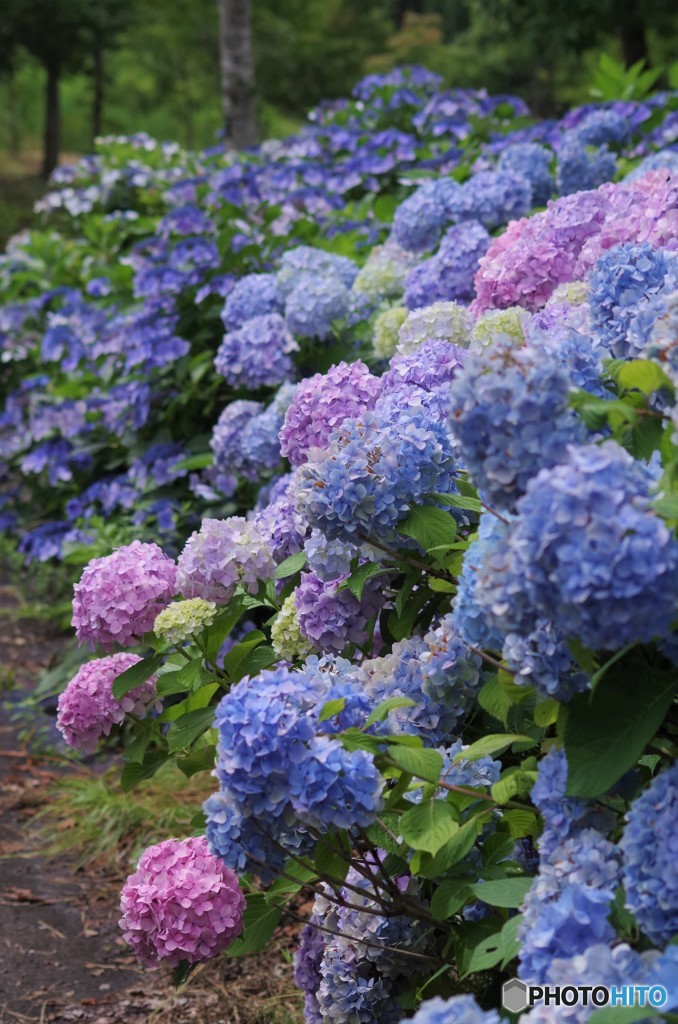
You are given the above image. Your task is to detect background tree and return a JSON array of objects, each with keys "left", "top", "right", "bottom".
[{"left": 217, "top": 0, "right": 257, "bottom": 149}]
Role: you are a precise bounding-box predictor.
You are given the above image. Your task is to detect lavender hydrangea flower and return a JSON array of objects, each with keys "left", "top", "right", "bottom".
[
  {"left": 222, "top": 273, "right": 281, "bottom": 330},
  {"left": 56, "top": 653, "right": 158, "bottom": 752},
  {"left": 72, "top": 541, "right": 177, "bottom": 650},
  {"left": 455, "top": 170, "right": 532, "bottom": 229},
  {"left": 279, "top": 361, "right": 380, "bottom": 466},
  {"left": 177, "top": 517, "right": 276, "bottom": 604},
  {"left": 295, "top": 570, "right": 383, "bottom": 654},
  {"left": 556, "top": 140, "right": 617, "bottom": 196},
  {"left": 215, "top": 313, "right": 298, "bottom": 389},
  {"left": 285, "top": 276, "right": 350, "bottom": 340},
  {"left": 404, "top": 221, "right": 491, "bottom": 309},
  {"left": 620, "top": 762, "right": 678, "bottom": 946},
  {"left": 391, "top": 178, "right": 464, "bottom": 253},
  {"left": 119, "top": 836, "right": 245, "bottom": 967},
  {"left": 502, "top": 620, "right": 590, "bottom": 702},
  {"left": 276, "top": 246, "right": 358, "bottom": 302},
  {"left": 497, "top": 143, "right": 554, "bottom": 206}
]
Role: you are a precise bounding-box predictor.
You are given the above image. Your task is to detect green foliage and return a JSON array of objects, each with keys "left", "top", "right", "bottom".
[{"left": 590, "top": 52, "right": 663, "bottom": 100}]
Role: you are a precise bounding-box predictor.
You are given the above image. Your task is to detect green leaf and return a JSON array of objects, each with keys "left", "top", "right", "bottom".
[
  {"left": 400, "top": 800, "right": 460, "bottom": 855},
  {"left": 534, "top": 698, "right": 559, "bottom": 727},
  {"left": 478, "top": 676, "right": 511, "bottom": 727},
  {"left": 167, "top": 707, "right": 216, "bottom": 751},
  {"left": 414, "top": 816, "right": 483, "bottom": 877},
  {"left": 125, "top": 720, "right": 154, "bottom": 764},
  {"left": 500, "top": 914, "right": 523, "bottom": 968},
  {"left": 233, "top": 645, "right": 276, "bottom": 681},
  {"left": 502, "top": 810, "right": 539, "bottom": 839},
  {"left": 431, "top": 492, "right": 482, "bottom": 514},
  {"left": 490, "top": 769, "right": 537, "bottom": 805},
  {"left": 177, "top": 745, "right": 216, "bottom": 777},
  {"left": 590, "top": 1006, "right": 670, "bottom": 1024},
  {"left": 172, "top": 961, "right": 198, "bottom": 986},
  {"left": 614, "top": 359, "right": 673, "bottom": 396},
  {"left": 341, "top": 562, "right": 392, "bottom": 599},
  {"left": 387, "top": 586, "right": 431, "bottom": 641},
  {"left": 205, "top": 598, "right": 249, "bottom": 666},
  {"left": 399, "top": 505, "right": 457, "bottom": 554},
  {"left": 470, "top": 877, "right": 533, "bottom": 908},
  {"left": 430, "top": 879, "right": 473, "bottom": 920},
  {"left": 120, "top": 751, "right": 170, "bottom": 792},
  {"left": 364, "top": 813, "right": 402, "bottom": 856},
  {"left": 226, "top": 894, "right": 282, "bottom": 957},
  {"left": 389, "top": 746, "right": 443, "bottom": 784},
  {"left": 365, "top": 696, "right": 416, "bottom": 726},
  {"left": 274, "top": 551, "right": 307, "bottom": 579},
  {"left": 455, "top": 733, "right": 534, "bottom": 762},
  {"left": 564, "top": 659, "right": 677, "bottom": 797},
  {"left": 318, "top": 697, "right": 347, "bottom": 723},
  {"left": 223, "top": 630, "right": 265, "bottom": 679},
  {"left": 315, "top": 838, "right": 350, "bottom": 882},
  {"left": 112, "top": 652, "right": 164, "bottom": 700},
  {"left": 176, "top": 657, "right": 208, "bottom": 692},
  {"left": 427, "top": 577, "right": 456, "bottom": 593},
  {"left": 174, "top": 453, "right": 213, "bottom": 471}
]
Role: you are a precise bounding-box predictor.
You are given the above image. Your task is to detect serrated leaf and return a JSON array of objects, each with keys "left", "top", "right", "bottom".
[
  {"left": 431, "top": 492, "right": 482, "bottom": 514},
  {"left": 502, "top": 809, "right": 539, "bottom": 839},
  {"left": 400, "top": 800, "right": 459, "bottom": 855},
  {"left": 120, "top": 751, "right": 170, "bottom": 792},
  {"left": 471, "top": 877, "right": 533, "bottom": 908},
  {"left": 177, "top": 745, "right": 216, "bottom": 777},
  {"left": 478, "top": 676, "right": 511, "bottom": 726},
  {"left": 427, "top": 577, "right": 456, "bottom": 593},
  {"left": 414, "top": 816, "right": 483, "bottom": 877},
  {"left": 223, "top": 631, "right": 265, "bottom": 679},
  {"left": 112, "top": 652, "right": 164, "bottom": 700},
  {"left": 491, "top": 770, "right": 537, "bottom": 805},
  {"left": 340, "top": 562, "right": 391, "bottom": 599},
  {"left": 534, "top": 698, "right": 559, "bottom": 727},
  {"left": 274, "top": 551, "right": 307, "bottom": 579},
  {"left": 455, "top": 733, "right": 534, "bottom": 762},
  {"left": 430, "top": 879, "right": 473, "bottom": 920},
  {"left": 564, "top": 659, "right": 677, "bottom": 797},
  {"left": 233, "top": 645, "right": 276, "bottom": 681},
  {"left": 226, "top": 894, "right": 282, "bottom": 957},
  {"left": 204, "top": 598, "right": 249, "bottom": 666},
  {"left": 390, "top": 746, "right": 443, "bottom": 784},
  {"left": 174, "top": 453, "right": 213, "bottom": 472},
  {"left": 365, "top": 696, "right": 416, "bottom": 726},
  {"left": 615, "top": 359, "right": 673, "bottom": 397},
  {"left": 315, "top": 839, "right": 350, "bottom": 882},
  {"left": 318, "top": 697, "right": 347, "bottom": 723},
  {"left": 399, "top": 505, "right": 457, "bottom": 554},
  {"left": 167, "top": 707, "right": 216, "bottom": 751}
]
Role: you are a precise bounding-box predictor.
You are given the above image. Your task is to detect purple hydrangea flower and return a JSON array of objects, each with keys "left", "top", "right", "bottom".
[
  {"left": 56, "top": 653, "right": 158, "bottom": 752},
  {"left": 72, "top": 541, "right": 177, "bottom": 649},
  {"left": 177, "top": 517, "right": 276, "bottom": 605},
  {"left": 222, "top": 273, "right": 281, "bottom": 330},
  {"left": 215, "top": 313, "right": 298, "bottom": 389},
  {"left": 404, "top": 220, "right": 491, "bottom": 308},
  {"left": 119, "top": 836, "right": 245, "bottom": 967},
  {"left": 295, "top": 570, "right": 383, "bottom": 654},
  {"left": 280, "top": 361, "right": 380, "bottom": 466}
]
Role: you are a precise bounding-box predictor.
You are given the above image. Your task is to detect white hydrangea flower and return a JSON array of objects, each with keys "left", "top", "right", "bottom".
[
  {"left": 397, "top": 301, "right": 472, "bottom": 356},
  {"left": 271, "top": 593, "right": 314, "bottom": 663},
  {"left": 153, "top": 598, "right": 217, "bottom": 645}
]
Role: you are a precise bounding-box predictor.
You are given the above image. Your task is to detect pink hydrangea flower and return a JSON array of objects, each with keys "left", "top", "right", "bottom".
[
  {"left": 119, "top": 836, "right": 245, "bottom": 967},
  {"left": 56, "top": 652, "right": 158, "bottom": 753},
  {"left": 72, "top": 540, "right": 177, "bottom": 650}
]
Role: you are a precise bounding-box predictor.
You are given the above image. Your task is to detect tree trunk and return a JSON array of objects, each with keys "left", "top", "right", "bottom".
[
  {"left": 216, "top": 0, "right": 257, "bottom": 150},
  {"left": 92, "top": 38, "right": 104, "bottom": 145},
  {"left": 42, "top": 62, "right": 60, "bottom": 179},
  {"left": 616, "top": 0, "right": 649, "bottom": 68},
  {"left": 7, "top": 74, "right": 21, "bottom": 158}
]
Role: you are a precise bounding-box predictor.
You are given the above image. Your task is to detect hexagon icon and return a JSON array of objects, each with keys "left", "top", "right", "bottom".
[{"left": 503, "top": 978, "right": 529, "bottom": 1014}]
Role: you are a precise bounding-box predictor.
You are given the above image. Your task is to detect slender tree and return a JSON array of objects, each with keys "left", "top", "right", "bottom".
[{"left": 216, "top": 0, "right": 257, "bottom": 149}]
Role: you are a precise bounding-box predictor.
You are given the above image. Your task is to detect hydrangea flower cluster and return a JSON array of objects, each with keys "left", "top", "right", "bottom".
[
  {"left": 56, "top": 652, "right": 158, "bottom": 752},
  {"left": 153, "top": 597, "right": 217, "bottom": 645},
  {"left": 119, "top": 836, "right": 245, "bottom": 967},
  {"left": 294, "top": 569, "right": 384, "bottom": 654},
  {"left": 270, "top": 592, "right": 315, "bottom": 663},
  {"left": 72, "top": 540, "right": 177, "bottom": 649},
  {"left": 222, "top": 272, "right": 281, "bottom": 330},
  {"left": 373, "top": 306, "right": 408, "bottom": 359},
  {"left": 295, "top": 405, "right": 458, "bottom": 541},
  {"left": 449, "top": 340, "right": 584, "bottom": 511},
  {"left": 177, "top": 516, "right": 276, "bottom": 604},
  {"left": 497, "top": 142, "right": 553, "bottom": 206},
  {"left": 215, "top": 313, "right": 298, "bottom": 389},
  {"left": 404, "top": 220, "right": 491, "bottom": 309},
  {"left": 396, "top": 301, "right": 472, "bottom": 356},
  {"left": 620, "top": 762, "right": 678, "bottom": 946},
  {"left": 476, "top": 442, "right": 678, "bottom": 650},
  {"left": 400, "top": 995, "right": 501, "bottom": 1024},
  {"left": 279, "top": 361, "right": 381, "bottom": 466}
]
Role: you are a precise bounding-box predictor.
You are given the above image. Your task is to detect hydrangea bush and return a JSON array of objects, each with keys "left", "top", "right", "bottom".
[{"left": 3, "top": 65, "right": 678, "bottom": 1021}]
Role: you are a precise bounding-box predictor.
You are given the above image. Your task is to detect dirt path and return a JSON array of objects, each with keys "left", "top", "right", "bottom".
[{"left": 0, "top": 585, "right": 302, "bottom": 1024}]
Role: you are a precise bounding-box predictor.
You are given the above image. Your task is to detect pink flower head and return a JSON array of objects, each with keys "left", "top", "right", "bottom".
[
  {"left": 72, "top": 540, "right": 177, "bottom": 650},
  {"left": 56, "top": 652, "right": 158, "bottom": 753},
  {"left": 119, "top": 836, "right": 245, "bottom": 967}
]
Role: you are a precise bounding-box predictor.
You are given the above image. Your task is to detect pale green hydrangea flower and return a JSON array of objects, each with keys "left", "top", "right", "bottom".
[
  {"left": 470, "top": 306, "right": 530, "bottom": 351},
  {"left": 550, "top": 280, "right": 589, "bottom": 306},
  {"left": 373, "top": 306, "right": 408, "bottom": 359},
  {"left": 352, "top": 242, "right": 417, "bottom": 302},
  {"left": 397, "top": 301, "right": 472, "bottom": 356},
  {"left": 153, "top": 598, "right": 217, "bottom": 645},
  {"left": 271, "top": 593, "right": 314, "bottom": 663}
]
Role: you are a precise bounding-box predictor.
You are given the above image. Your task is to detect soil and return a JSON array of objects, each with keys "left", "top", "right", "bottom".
[{"left": 0, "top": 584, "right": 303, "bottom": 1024}]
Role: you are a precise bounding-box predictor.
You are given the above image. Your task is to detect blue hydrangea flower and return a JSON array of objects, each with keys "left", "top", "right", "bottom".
[
  {"left": 419, "top": 614, "right": 484, "bottom": 725},
  {"left": 204, "top": 790, "right": 297, "bottom": 885},
  {"left": 620, "top": 762, "right": 678, "bottom": 946},
  {"left": 451, "top": 514, "right": 508, "bottom": 653},
  {"left": 399, "top": 995, "right": 501, "bottom": 1024},
  {"left": 289, "top": 735, "right": 384, "bottom": 830},
  {"left": 556, "top": 140, "right": 617, "bottom": 196},
  {"left": 391, "top": 178, "right": 464, "bottom": 253},
  {"left": 497, "top": 143, "right": 554, "bottom": 206},
  {"left": 518, "top": 829, "right": 620, "bottom": 984},
  {"left": 502, "top": 620, "right": 590, "bottom": 702},
  {"left": 285, "top": 276, "right": 351, "bottom": 340},
  {"left": 588, "top": 242, "right": 678, "bottom": 359},
  {"left": 485, "top": 442, "right": 678, "bottom": 650},
  {"left": 529, "top": 748, "right": 589, "bottom": 860},
  {"left": 404, "top": 221, "right": 491, "bottom": 308},
  {"left": 215, "top": 313, "right": 298, "bottom": 389},
  {"left": 449, "top": 340, "right": 585, "bottom": 511},
  {"left": 453, "top": 170, "right": 532, "bottom": 229},
  {"left": 295, "top": 405, "right": 458, "bottom": 542},
  {"left": 625, "top": 150, "right": 678, "bottom": 182},
  {"left": 573, "top": 110, "right": 631, "bottom": 148},
  {"left": 222, "top": 273, "right": 281, "bottom": 330},
  {"left": 304, "top": 530, "right": 373, "bottom": 582},
  {"left": 276, "top": 246, "right": 357, "bottom": 302}
]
